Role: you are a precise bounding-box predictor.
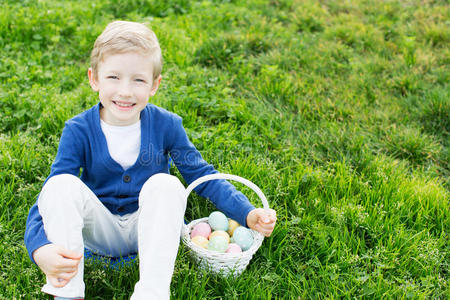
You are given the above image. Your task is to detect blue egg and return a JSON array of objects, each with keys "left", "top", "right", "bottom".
[
  {"left": 232, "top": 226, "right": 254, "bottom": 251},
  {"left": 208, "top": 211, "right": 229, "bottom": 231}
]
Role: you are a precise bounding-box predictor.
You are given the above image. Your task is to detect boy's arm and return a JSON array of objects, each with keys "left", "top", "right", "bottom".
[
  {"left": 24, "top": 204, "right": 51, "bottom": 263},
  {"left": 168, "top": 116, "right": 255, "bottom": 227},
  {"left": 24, "top": 124, "right": 84, "bottom": 264}
]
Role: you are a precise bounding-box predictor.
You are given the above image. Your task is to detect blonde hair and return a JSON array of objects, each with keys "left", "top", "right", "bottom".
[{"left": 90, "top": 21, "right": 162, "bottom": 81}]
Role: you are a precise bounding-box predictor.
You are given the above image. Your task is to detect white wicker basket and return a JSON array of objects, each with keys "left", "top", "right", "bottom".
[{"left": 181, "top": 173, "right": 270, "bottom": 277}]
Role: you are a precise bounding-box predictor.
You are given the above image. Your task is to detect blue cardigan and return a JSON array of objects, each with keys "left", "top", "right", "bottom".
[{"left": 24, "top": 103, "right": 255, "bottom": 263}]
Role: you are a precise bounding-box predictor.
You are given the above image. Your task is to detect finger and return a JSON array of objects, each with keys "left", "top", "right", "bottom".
[
  {"left": 259, "top": 228, "right": 273, "bottom": 237},
  {"left": 259, "top": 219, "right": 276, "bottom": 227},
  {"left": 49, "top": 276, "right": 68, "bottom": 288},
  {"left": 258, "top": 215, "right": 275, "bottom": 225},
  {"left": 261, "top": 223, "right": 276, "bottom": 231},
  {"left": 262, "top": 209, "right": 277, "bottom": 223},
  {"left": 56, "top": 278, "right": 69, "bottom": 288},
  {"left": 254, "top": 223, "right": 274, "bottom": 236},
  {"left": 263, "top": 209, "right": 276, "bottom": 221},
  {"left": 56, "top": 265, "right": 78, "bottom": 273},
  {"left": 57, "top": 255, "right": 82, "bottom": 268},
  {"left": 264, "top": 231, "right": 273, "bottom": 237},
  {"left": 266, "top": 214, "right": 277, "bottom": 224},
  {"left": 269, "top": 209, "right": 277, "bottom": 219},
  {"left": 49, "top": 260, "right": 77, "bottom": 275},
  {"left": 254, "top": 209, "right": 270, "bottom": 223},
  {"left": 66, "top": 270, "right": 79, "bottom": 281},
  {"left": 58, "top": 271, "right": 78, "bottom": 281},
  {"left": 57, "top": 247, "right": 82, "bottom": 260},
  {"left": 261, "top": 223, "right": 275, "bottom": 236},
  {"left": 261, "top": 226, "right": 275, "bottom": 236}
]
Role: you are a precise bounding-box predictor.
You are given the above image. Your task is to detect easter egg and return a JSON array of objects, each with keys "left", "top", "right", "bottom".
[
  {"left": 225, "top": 243, "right": 242, "bottom": 253},
  {"left": 209, "top": 230, "right": 230, "bottom": 243},
  {"left": 232, "top": 226, "right": 254, "bottom": 251},
  {"left": 191, "top": 222, "right": 211, "bottom": 239},
  {"left": 227, "top": 219, "right": 240, "bottom": 236},
  {"left": 207, "top": 236, "right": 229, "bottom": 252},
  {"left": 191, "top": 235, "right": 209, "bottom": 249},
  {"left": 208, "top": 211, "right": 229, "bottom": 231}
]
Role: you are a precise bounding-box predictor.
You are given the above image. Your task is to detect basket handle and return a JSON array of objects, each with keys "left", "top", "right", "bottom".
[{"left": 185, "top": 173, "right": 270, "bottom": 214}]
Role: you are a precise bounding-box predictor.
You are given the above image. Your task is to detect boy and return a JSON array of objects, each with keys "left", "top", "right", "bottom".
[{"left": 24, "top": 21, "right": 276, "bottom": 300}]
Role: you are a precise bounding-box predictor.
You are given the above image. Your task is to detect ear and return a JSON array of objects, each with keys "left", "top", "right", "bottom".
[
  {"left": 88, "top": 68, "right": 99, "bottom": 92},
  {"left": 149, "top": 75, "right": 162, "bottom": 97}
]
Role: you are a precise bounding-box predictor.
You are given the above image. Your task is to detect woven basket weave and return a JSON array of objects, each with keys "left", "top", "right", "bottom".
[{"left": 181, "top": 173, "right": 270, "bottom": 276}]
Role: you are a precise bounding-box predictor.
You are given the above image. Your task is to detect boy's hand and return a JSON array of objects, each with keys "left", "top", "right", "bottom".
[
  {"left": 246, "top": 208, "right": 277, "bottom": 237},
  {"left": 32, "top": 244, "right": 82, "bottom": 288}
]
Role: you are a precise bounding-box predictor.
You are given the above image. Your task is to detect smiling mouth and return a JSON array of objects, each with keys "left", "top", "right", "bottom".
[{"left": 113, "top": 101, "right": 136, "bottom": 107}]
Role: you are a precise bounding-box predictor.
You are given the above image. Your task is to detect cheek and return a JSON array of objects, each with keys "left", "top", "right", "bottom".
[
  {"left": 136, "top": 88, "right": 152, "bottom": 100},
  {"left": 99, "top": 84, "right": 115, "bottom": 96},
  {"left": 98, "top": 89, "right": 108, "bottom": 99}
]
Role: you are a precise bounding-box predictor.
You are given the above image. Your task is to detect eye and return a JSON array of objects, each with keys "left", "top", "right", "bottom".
[
  {"left": 107, "top": 75, "right": 118, "bottom": 80},
  {"left": 135, "top": 78, "right": 145, "bottom": 83}
]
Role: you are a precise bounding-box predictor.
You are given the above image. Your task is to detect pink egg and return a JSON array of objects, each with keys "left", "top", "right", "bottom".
[
  {"left": 225, "top": 243, "right": 242, "bottom": 253},
  {"left": 190, "top": 222, "right": 211, "bottom": 239}
]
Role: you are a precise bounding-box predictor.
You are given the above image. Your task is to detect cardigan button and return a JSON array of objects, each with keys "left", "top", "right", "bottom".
[
  {"left": 117, "top": 206, "right": 125, "bottom": 213},
  {"left": 123, "top": 175, "right": 131, "bottom": 183}
]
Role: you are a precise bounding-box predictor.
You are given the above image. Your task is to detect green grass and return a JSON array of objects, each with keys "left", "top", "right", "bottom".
[{"left": 0, "top": 0, "right": 449, "bottom": 298}]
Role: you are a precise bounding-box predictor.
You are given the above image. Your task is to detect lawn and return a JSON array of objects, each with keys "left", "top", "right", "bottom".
[{"left": 0, "top": 0, "right": 448, "bottom": 298}]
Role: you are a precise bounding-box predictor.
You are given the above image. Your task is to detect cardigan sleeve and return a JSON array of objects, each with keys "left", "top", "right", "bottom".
[
  {"left": 24, "top": 123, "right": 84, "bottom": 264},
  {"left": 168, "top": 116, "right": 255, "bottom": 227}
]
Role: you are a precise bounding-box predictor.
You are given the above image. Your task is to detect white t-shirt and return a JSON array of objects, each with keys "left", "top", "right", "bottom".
[{"left": 100, "top": 119, "right": 141, "bottom": 170}]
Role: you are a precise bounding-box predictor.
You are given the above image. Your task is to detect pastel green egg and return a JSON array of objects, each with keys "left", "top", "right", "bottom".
[{"left": 207, "top": 236, "right": 229, "bottom": 252}]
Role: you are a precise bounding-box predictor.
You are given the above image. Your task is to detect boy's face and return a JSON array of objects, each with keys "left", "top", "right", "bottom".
[{"left": 88, "top": 51, "right": 161, "bottom": 126}]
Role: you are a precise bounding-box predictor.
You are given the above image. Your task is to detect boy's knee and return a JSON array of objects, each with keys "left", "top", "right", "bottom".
[
  {"left": 39, "top": 174, "right": 83, "bottom": 207},
  {"left": 139, "top": 173, "right": 186, "bottom": 205},
  {"left": 142, "top": 173, "right": 184, "bottom": 192},
  {"left": 44, "top": 174, "right": 81, "bottom": 189}
]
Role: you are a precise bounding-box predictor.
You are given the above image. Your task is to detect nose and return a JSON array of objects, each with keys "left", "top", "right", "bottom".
[{"left": 118, "top": 81, "right": 132, "bottom": 98}]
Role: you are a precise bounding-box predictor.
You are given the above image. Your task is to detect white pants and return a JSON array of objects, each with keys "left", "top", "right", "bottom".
[{"left": 37, "top": 173, "right": 187, "bottom": 299}]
